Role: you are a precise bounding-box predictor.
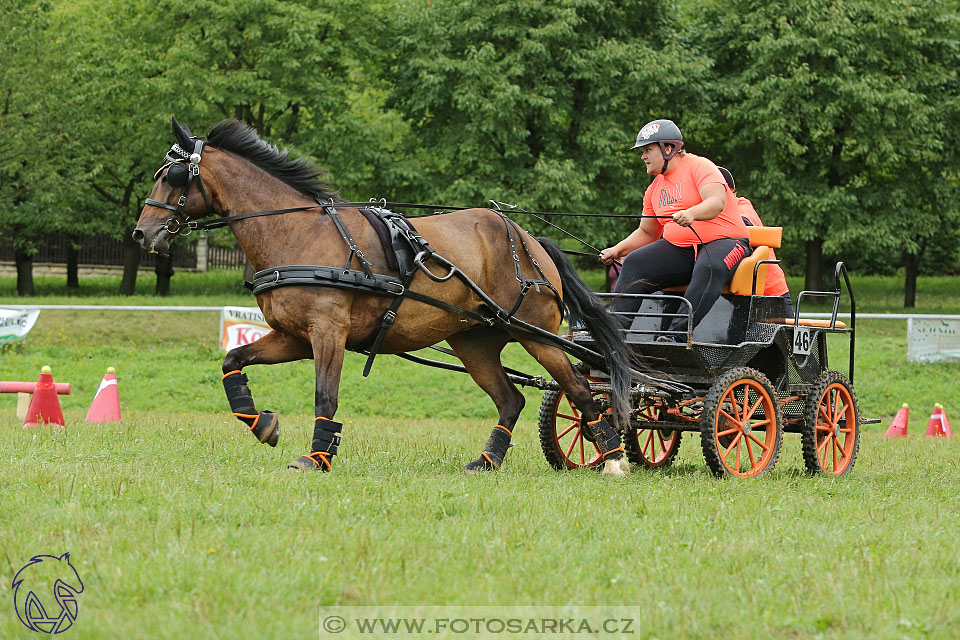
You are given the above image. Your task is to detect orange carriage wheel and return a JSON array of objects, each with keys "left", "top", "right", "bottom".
[
  {"left": 700, "top": 367, "right": 782, "bottom": 478},
  {"left": 538, "top": 389, "right": 605, "bottom": 469},
  {"left": 624, "top": 400, "right": 682, "bottom": 469},
  {"left": 801, "top": 371, "right": 861, "bottom": 476}
]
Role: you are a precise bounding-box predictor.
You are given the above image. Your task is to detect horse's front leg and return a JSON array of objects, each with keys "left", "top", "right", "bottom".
[
  {"left": 221, "top": 330, "right": 312, "bottom": 447},
  {"left": 287, "top": 326, "right": 349, "bottom": 473}
]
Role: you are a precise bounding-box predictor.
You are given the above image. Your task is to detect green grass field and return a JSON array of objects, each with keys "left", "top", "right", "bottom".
[{"left": 2, "top": 271, "right": 960, "bottom": 638}]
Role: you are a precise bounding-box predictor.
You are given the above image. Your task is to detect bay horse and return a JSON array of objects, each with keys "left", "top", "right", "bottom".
[{"left": 134, "top": 118, "right": 634, "bottom": 475}]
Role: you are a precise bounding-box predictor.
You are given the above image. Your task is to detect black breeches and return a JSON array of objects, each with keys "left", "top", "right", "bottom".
[{"left": 611, "top": 237, "right": 752, "bottom": 332}]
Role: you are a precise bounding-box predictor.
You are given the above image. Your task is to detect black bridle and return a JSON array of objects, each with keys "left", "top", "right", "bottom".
[{"left": 144, "top": 139, "right": 216, "bottom": 236}]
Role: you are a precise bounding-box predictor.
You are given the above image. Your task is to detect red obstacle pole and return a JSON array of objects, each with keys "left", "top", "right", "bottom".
[{"left": 0, "top": 381, "right": 72, "bottom": 395}]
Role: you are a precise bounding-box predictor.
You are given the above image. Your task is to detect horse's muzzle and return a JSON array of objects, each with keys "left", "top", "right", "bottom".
[{"left": 131, "top": 226, "right": 172, "bottom": 255}]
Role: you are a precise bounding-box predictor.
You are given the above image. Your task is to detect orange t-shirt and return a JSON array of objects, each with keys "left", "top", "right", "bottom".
[
  {"left": 642, "top": 153, "right": 749, "bottom": 246},
  {"left": 738, "top": 197, "right": 789, "bottom": 297}
]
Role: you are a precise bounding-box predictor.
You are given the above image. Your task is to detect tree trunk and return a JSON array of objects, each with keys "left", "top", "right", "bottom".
[
  {"left": 15, "top": 248, "right": 35, "bottom": 296},
  {"left": 119, "top": 232, "right": 141, "bottom": 295},
  {"left": 903, "top": 252, "right": 919, "bottom": 308},
  {"left": 155, "top": 251, "right": 174, "bottom": 296},
  {"left": 66, "top": 244, "right": 80, "bottom": 289},
  {"left": 804, "top": 238, "right": 823, "bottom": 293}
]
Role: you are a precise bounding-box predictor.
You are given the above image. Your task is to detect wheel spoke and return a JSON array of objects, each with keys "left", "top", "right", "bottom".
[
  {"left": 718, "top": 408, "right": 739, "bottom": 425},
  {"left": 745, "top": 435, "right": 756, "bottom": 467},
  {"left": 747, "top": 418, "right": 771, "bottom": 430},
  {"left": 818, "top": 404, "right": 833, "bottom": 426},
  {"left": 717, "top": 426, "right": 740, "bottom": 438},
  {"left": 816, "top": 436, "right": 831, "bottom": 457},
  {"left": 739, "top": 387, "right": 751, "bottom": 424},
  {"left": 556, "top": 413, "right": 579, "bottom": 422},
  {"left": 656, "top": 431, "right": 667, "bottom": 458},
  {"left": 745, "top": 432, "right": 769, "bottom": 452},
  {"left": 579, "top": 432, "right": 585, "bottom": 465},
  {"left": 557, "top": 422, "right": 579, "bottom": 439},
  {"left": 643, "top": 430, "right": 655, "bottom": 457},
  {"left": 833, "top": 392, "right": 845, "bottom": 425},
  {"left": 744, "top": 395, "right": 764, "bottom": 422},
  {"left": 818, "top": 434, "right": 831, "bottom": 467},
  {"left": 735, "top": 438, "right": 741, "bottom": 471},
  {"left": 815, "top": 424, "right": 833, "bottom": 433},
  {"left": 565, "top": 429, "right": 580, "bottom": 460},
  {"left": 724, "top": 390, "right": 742, "bottom": 422},
  {"left": 722, "top": 433, "right": 742, "bottom": 460}
]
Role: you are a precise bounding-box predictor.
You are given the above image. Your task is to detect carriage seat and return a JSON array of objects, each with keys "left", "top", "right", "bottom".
[{"left": 662, "top": 226, "right": 782, "bottom": 296}]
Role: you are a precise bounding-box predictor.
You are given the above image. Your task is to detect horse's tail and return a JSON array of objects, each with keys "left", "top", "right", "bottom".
[{"left": 536, "top": 237, "right": 633, "bottom": 431}]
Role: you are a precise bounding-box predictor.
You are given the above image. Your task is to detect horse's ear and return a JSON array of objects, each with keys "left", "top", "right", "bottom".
[{"left": 171, "top": 117, "right": 195, "bottom": 148}]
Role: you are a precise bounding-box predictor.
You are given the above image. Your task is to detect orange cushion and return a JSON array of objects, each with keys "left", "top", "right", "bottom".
[
  {"left": 782, "top": 318, "right": 847, "bottom": 329},
  {"left": 747, "top": 226, "right": 782, "bottom": 249}
]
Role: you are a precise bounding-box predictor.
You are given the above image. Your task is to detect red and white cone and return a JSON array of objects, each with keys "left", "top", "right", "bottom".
[
  {"left": 883, "top": 403, "right": 909, "bottom": 438},
  {"left": 85, "top": 367, "right": 121, "bottom": 423},
  {"left": 925, "top": 403, "right": 954, "bottom": 438},
  {"left": 23, "top": 365, "right": 66, "bottom": 428}
]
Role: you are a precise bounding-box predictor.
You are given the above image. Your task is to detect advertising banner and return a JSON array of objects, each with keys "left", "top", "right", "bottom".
[
  {"left": 219, "top": 307, "right": 271, "bottom": 351},
  {"left": 907, "top": 317, "right": 960, "bottom": 363},
  {"left": 0, "top": 309, "right": 41, "bottom": 344}
]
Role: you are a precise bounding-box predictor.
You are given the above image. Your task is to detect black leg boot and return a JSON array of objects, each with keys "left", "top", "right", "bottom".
[
  {"left": 464, "top": 425, "right": 513, "bottom": 473},
  {"left": 288, "top": 415, "right": 342, "bottom": 472},
  {"left": 222, "top": 370, "right": 279, "bottom": 446}
]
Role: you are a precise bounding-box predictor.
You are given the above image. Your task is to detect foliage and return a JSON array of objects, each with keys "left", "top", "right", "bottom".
[
  {"left": 695, "top": 0, "right": 960, "bottom": 286},
  {"left": 5, "top": 0, "right": 960, "bottom": 302},
  {"left": 383, "top": 0, "right": 711, "bottom": 247}
]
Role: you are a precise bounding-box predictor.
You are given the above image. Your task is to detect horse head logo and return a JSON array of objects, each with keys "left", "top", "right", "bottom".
[{"left": 12, "top": 552, "right": 84, "bottom": 634}]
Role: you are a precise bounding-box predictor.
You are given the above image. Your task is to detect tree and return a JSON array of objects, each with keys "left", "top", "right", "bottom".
[
  {"left": 0, "top": 1, "right": 62, "bottom": 295},
  {"left": 697, "top": 0, "right": 960, "bottom": 297},
  {"left": 383, "top": 0, "right": 710, "bottom": 249}
]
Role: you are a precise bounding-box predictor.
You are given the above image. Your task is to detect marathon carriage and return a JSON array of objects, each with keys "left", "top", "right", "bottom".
[
  {"left": 136, "top": 118, "right": 873, "bottom": 478},
  {"left": 538, "top": 225, "right": 872, "bottom": 478}
]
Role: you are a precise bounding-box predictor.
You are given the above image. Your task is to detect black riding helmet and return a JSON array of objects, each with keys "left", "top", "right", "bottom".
[{"left": 631, "top": 119, "right": 684, "bottom": 175}]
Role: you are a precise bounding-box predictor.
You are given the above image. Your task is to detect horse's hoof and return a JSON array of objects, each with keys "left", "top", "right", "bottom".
[
  {"left": 287, "top": 453, "right": 331, "bottom": 472},
  {"left": 463, "top": 456, "right": 498, "bottom": 474},
  {"left": 253, "top": 411, "right": 280, "bottom": 447},
  {"left": 601, "top": 457, "right": 627, "bottom": 477},
  {"left": 618, "top": 456, "right": 631, "bottom": 475}
]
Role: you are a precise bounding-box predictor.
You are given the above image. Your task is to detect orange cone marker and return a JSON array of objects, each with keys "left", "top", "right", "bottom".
[
  {"left": 23, "top": 365, "right": 66, "bottom": 428},
  {"left": 85, "top": 367, "right": 121, "bottom": 423},
  {"left": 884, "top": 403, "right": 909, "bottom": 438},
  {"left": 925, "top": 403, "right": 954, "bottom": 438}
]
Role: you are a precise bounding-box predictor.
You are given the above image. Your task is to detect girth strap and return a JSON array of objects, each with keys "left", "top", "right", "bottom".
[{"left": 247, "top": 265, "right": 405, "bottom": 297}]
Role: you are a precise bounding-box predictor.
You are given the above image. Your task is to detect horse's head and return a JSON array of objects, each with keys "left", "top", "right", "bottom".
[{"left": 133, "top": 117, "right": 218, "bottom": 255}]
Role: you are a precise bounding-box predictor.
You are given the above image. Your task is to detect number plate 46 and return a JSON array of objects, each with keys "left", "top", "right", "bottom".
[{"left": 793, "top": 327, "right": 813, "bottom": 355}]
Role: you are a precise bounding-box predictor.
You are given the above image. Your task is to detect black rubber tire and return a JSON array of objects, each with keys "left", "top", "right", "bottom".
[
  {"left": 538, "top": 389, "right": 605, "bottom": 470},
  {"left": 700, "top": 367, "right": 782, "bottom": 478},
  {"left": 624, "top": 401, "right": 682, "bottom": 469},
  {"left": 800, "top": 371, "right": 861, "bottom": 476}
]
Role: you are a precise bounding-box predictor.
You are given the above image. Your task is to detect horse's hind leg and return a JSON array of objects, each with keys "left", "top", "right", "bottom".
[
  {"left": 221, "top": 330, "right": 312, "bottom": 447},
  {"left": 446, "top": 329, "right": 525, "bottom": 473},
  {"left": 517, "top": 339, "right": 629, "bottom": 477}
]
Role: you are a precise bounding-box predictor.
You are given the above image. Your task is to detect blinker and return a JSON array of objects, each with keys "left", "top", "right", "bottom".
[{"left": 166, "top": 161, "right": 189, "bottom": 187}]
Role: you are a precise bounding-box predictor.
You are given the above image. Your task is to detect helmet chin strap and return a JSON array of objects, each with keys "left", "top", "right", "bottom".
[{"left": 658, "top": 141, "right": 683, "bottom": 175}]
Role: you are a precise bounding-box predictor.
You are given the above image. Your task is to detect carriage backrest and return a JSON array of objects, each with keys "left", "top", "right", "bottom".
[{"left": 747, "top": 226, "right": 781, "bottom": 249}]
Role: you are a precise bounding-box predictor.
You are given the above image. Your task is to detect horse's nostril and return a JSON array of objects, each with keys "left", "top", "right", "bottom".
[{"left": 132, "top": 229, "right": 144, "bottom": 242}]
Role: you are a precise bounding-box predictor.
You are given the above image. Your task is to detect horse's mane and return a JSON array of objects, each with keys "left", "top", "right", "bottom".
[{"left": 206, "top": 120, "right": 338, "bottom": 201}]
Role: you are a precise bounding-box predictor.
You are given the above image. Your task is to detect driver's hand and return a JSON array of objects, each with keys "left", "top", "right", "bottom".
[
  {"left": 599, "top": 247, "right": 617, "bottom": 265},
  {"left": 672, "top": 210, "right": 694, "bottom": 227}
]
